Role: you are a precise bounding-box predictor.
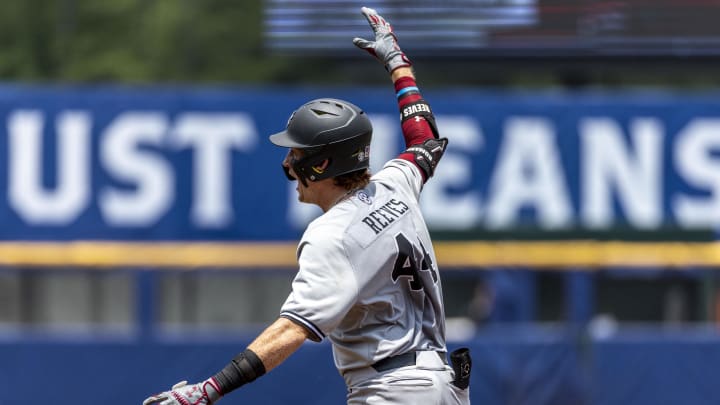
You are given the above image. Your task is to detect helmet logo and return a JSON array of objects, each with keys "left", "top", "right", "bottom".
[{"left": 354, "top": 145, "right": 371, "bottom": 162}]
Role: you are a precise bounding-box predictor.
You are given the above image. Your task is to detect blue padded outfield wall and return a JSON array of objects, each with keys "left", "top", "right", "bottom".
[
  {"left": 1, "top": 84, "right": 720, "bottom": 239},
  {"left": 4, "top": 327, "right": 720, "bottom": 405},
  {"left": 2, "top": 84, "right": 720, "bottom": 405}
]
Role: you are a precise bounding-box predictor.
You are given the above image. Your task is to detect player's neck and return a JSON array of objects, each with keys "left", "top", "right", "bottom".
[{"left": 318, "top": 185, "right": 355, "bottom": 213}]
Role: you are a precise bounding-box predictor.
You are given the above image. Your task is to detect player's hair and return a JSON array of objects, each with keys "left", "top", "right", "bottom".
[{"left": 334, "top": 169, "right": 370, "bottom": 191}]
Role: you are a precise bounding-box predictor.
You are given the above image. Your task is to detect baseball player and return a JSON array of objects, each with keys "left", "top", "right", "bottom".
[{"left": 143, "top": 6, "right": 471, "bottom": 405}]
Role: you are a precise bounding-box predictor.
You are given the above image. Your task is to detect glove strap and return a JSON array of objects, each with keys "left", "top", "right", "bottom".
[
  {"left": 213, "top": 349, "right": 267, "bottom": 394},
  {"left": 201, "top": 378, "right": 223, "bottom": 403},
  {"left": 385, "top": 52, "right": 412, "bottom": 73}
]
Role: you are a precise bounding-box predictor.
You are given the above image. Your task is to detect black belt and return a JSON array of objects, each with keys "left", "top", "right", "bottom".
[{"left": 371, "top": 351, "right": 448, "bottom": 373}]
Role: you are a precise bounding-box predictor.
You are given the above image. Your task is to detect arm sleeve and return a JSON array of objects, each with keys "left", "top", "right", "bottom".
[
  {"left": 395, "top": 76, "right": 436, "bottom": 149},
  {"left": 394, "top": 76, "right": 439, "bottom": 183}
]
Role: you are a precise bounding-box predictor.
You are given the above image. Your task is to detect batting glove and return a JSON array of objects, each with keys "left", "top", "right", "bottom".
[
  {"left": 353, "top": 7, "right": 411, "bottom": 72},
  {"left": 142, "top": 379, "right": 223, "bottom": 405}
]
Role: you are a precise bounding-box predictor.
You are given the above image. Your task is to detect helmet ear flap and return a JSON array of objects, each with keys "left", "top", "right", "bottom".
[
  {"left": 293, "top": 152, "right": 332, "bottom": 185},
  {"left": 310, "top": 158, "right": 331, "bottom": 175}
]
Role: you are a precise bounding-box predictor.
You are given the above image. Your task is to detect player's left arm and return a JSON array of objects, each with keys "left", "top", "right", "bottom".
[
  {"left": 393, "top": 69, "right": 447, "bottom": 183},
  {"left": 142, "top": 318, "right": 310, "bottom": 405},
  {"left": 354, "top": 6, "right": 448, "bottom": 183}
]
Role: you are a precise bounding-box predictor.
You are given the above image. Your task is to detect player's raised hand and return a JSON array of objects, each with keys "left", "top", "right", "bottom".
[
  {"left": 142, "top": 379, "right": 222, "bottom": 405},
  {"left": 353, "top": 7, "right": 411, "bottom": 72}
]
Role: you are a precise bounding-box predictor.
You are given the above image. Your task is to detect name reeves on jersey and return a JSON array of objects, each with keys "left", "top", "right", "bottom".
[{"left": 361, "top": 198, "right": 409, "bottom": 234}]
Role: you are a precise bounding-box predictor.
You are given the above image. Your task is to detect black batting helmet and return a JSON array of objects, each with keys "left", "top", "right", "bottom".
[{"left": 269, "top": 98, "right": 372, "bottom": 186}]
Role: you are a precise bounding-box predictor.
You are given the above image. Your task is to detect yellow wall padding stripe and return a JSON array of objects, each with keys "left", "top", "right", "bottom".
[
  {"left": 0, "top": 242, "right": 297, "bottom": 269},
  {"left": 0, "top": 241, "right": 718, "bottom": 269},
  {"left": 435, "top": 241, "right": 720, "bottom": 268}
]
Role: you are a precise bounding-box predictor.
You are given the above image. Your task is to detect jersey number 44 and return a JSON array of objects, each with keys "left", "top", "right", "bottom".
[{"left": 391, "top": 233, "right": 438, "bottom": 291}]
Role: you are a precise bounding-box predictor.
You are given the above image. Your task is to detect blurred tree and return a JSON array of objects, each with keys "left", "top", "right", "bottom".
[
  {"left": 0, "top": 0, "right": 294, "bottom": 84},
  {"left": 0, "top": 0, "right": 56, "bottom": 79}
]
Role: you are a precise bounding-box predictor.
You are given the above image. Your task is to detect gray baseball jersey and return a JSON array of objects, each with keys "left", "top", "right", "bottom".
[{"left": 280, "top": 158, "right": 447, "bottom": 374}]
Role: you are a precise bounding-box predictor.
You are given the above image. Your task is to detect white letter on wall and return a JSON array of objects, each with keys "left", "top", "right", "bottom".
[
  {"left": 100, "top": 112, "right": 173, "bottom": 226},
  {"left": 421, "top": 116, "right": 484, "bottom": 229},
  {"left": 8, "top": 110, "right": 90, "bottom": 224},
  {"left": 486, "top": 117, "right": 572, "bottom": 229},
  {"left": 673, "top": 118, "right": 720, "bottom": 228},
  {"left": 581, "top": 118, "right": 663, "bottom": 229},
  {"left": 172, "top": 113, "right": 258, "bottom": 228}
]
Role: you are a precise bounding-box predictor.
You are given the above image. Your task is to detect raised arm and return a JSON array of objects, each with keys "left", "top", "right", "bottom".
[{"left": 353, "top": 7, "right": 448, "bottom": 183}]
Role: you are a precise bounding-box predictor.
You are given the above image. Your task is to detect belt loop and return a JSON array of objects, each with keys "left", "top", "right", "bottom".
[{"left": 436, "top": 351, "right": 448, "bottom": 365}]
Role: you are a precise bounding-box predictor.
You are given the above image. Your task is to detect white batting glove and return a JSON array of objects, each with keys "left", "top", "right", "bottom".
[
  {"left": 142, "top": 379, "right": 222, "bottom": 405},
  {"left": 353, "top": 7, "right": 411, "bottom": 72}
]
